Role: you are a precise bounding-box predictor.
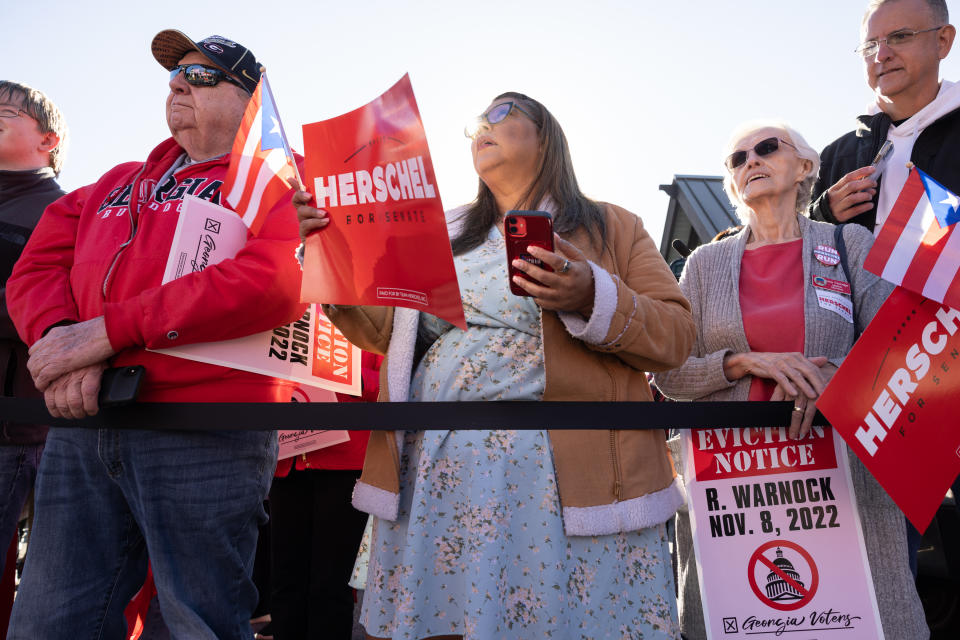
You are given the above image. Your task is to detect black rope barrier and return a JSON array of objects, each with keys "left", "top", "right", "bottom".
[{"left": 0, "top": 397, "right": 830, "bottom": 431}]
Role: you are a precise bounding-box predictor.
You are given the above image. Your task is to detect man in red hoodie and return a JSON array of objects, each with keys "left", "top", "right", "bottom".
[{"left": 5, "top": 30, "right": 305, "bottom": 639}]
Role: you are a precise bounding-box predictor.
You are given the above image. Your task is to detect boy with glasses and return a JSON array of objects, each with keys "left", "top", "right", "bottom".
[{"left": 0, "top": 80, "right": 66, "bottom": 602}]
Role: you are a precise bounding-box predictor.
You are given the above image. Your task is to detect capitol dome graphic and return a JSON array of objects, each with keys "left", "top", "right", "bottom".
[{"left": 764, "top": 547, "right": 805, "bottom": 600}]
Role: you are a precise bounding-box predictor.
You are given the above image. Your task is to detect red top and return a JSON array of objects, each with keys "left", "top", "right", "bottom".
[
  {"left": 274, "top": 351, "right": 383, "bottom": 475},
  {"left": 739, "top": 239, "right": 805, "bottom": 402}
]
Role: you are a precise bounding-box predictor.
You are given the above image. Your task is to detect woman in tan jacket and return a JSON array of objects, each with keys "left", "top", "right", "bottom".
[{"left": 294, "top": 92, "right": 694, "bottom": 640}]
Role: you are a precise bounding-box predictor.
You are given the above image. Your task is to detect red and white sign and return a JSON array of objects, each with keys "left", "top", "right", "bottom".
[
  {"left": 690, "top": 426, "right": 837, "bottom": 482},
  {"left": 817, "top": 286, "right": 960, "bottom": 531},
  {"left": 682, "top": 426, "right": 882, "bottom": 638},
  {"left": 277, "top": 385, "right": 350, "bottom": 459},
  {"left": 300, "top": 74, "right": 465, "bottom": 329},
  {"left": 815, "top": 289, "right": 854, "bottom": 323},
  {"left": 153, "top": 196, "right": 362, "bottom": 395}
]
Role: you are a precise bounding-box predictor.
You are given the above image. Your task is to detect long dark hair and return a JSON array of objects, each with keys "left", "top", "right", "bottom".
[{"left": 451, "top": 92, "right": 605, "bottom": 256}]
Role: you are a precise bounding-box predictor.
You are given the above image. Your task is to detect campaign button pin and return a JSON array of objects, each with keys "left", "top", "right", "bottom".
[
  {"left": 812, "top": 275, "right": 851, "bottom": 295},
  {"left": 814, "top": 245, "right": 840, "bottom": 266}
]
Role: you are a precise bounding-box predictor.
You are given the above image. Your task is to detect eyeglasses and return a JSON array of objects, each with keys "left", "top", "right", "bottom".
[
  {"left": 169, "top": 64, "right": 248, "bottom": 93},
  {"left": 0, "top": 107, "right": 26, "bottom": 119},
  {"left": 464, "top": 101, "right": 534, "bottom": 139},
  {"left": 725, "top": 137, "right": 797, "bottom": 171},
  {"left": 855, "top": 26, "right": 944, "bottom": 57}
]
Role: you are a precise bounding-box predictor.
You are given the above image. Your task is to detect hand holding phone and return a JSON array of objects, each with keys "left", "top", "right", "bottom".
[
  {"left": 98, "top": 365, "right": 145, "bottom": 408},
  {"left": 504, "top": 211, "right": 555, "bottom": 296},
  {"left": 826, "top": 161, "right": 882, "bottom": 223},
  {"left": 869, "top": 140, "right": 894, "bottom": 179},
  {"left": 503, "top": 210, "right": 595, "bottom": 312}
]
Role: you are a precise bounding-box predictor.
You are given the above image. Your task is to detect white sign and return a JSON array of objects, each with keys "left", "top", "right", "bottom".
[
  {"left": 682, "top": 426, "right": 883, "bottom": 638},
  {"left": 152, "top": 196, "right": 362, "bottom": 395}
]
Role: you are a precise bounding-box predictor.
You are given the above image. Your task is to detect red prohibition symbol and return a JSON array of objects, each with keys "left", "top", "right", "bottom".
[{"left": 747, "top": 540, "right": 819, "bottom": 611}]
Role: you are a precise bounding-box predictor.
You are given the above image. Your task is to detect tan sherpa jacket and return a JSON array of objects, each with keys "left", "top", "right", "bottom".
[{"left": 325, "top": 202, "right": 695, "bottom": 536}]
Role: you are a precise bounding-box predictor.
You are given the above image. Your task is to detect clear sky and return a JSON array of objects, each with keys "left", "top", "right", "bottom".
[{"left": 7, "top": 0, "right": 960, "bottom": 244}]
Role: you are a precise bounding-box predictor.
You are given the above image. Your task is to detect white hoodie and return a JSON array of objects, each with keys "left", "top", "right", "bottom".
[{"left": 867, "top": 79, "right": 960, "bottom": 233}]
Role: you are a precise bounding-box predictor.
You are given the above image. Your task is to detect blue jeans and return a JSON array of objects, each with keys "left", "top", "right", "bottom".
[
  {"left": 9, "top": 427, "right": 277, "bottom": 640},
  {"left": 0, "top": 443, "right": 43, "bottom": 575}
]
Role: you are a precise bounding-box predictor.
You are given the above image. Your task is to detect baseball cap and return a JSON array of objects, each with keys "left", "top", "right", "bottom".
[{"left": 151, "top": 30, "right": 261, "bottom": 94}]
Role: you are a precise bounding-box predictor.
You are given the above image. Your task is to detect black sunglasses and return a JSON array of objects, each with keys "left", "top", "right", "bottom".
[
  {"left": 725, "top": 137, "right": 797, "bottom": 171},
  {"left": 170, "top": 64, "right": 248, "bottom": 93},
  {"left": 464, "top": 101, "right": 534, "bottom": 139}
]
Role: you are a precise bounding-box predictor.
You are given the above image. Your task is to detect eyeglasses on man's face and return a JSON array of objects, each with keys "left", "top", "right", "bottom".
[
  {"left": 725, "top": 137, "right": 797, "bottom": 171},
  {"left": 855, "top": 25, "right": 944, "bottom": 57},
  {"left": 464, "top": 101, "right": 534, "bottom": 139},
  {"left": 169, "top": 64, "right": 248, "bottom": 93}
]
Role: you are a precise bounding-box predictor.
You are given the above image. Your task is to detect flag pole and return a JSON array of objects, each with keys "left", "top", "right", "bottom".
[{"left": 260, "top": 66, "right": 306, "bottom": 191}]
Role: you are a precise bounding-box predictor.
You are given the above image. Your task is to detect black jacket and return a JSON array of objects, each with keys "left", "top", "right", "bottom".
[
  {"left": 810, "top": 105, "right": 960, "bottom": 231},
  {"left": 1, "top": 168, "right": 64, "bottom": 443}
]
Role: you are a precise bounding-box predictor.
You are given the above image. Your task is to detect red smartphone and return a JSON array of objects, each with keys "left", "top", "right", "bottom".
[{"left": 504, "top": 210, "right": 555, "bottom": 296}]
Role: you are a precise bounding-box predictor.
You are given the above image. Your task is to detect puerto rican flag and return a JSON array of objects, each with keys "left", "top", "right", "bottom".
[
  {"left": 864, "top": 166, "right": 960, "bottom": 308},
  {"left": 223, "top": 73, "right": 298, "bottom": 236}
]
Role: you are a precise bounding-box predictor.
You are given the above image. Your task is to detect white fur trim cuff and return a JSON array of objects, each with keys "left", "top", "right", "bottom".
[
  {"left": 562, "top": 477, "right": 685, "bottom": 536},
  {"left": 558, "top": 261, "right": 616, "bottom": 344},
  {"left": 386, "top": 308, "right": 419, "bottom": 403},
  {"left": 352, "top": 481, "right": 400, "bottom": 521}
]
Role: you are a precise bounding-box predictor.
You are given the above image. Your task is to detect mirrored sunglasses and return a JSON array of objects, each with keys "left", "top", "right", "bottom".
[{"left": 170, "top": 64, "right": 248, "bottom": 93}]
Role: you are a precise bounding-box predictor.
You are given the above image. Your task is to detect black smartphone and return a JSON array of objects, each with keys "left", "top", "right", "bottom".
[
  {"left": 504, "top": 210, "right": 554, "bottom": 296},
  {"left": 98, "top": 366, "right": 145, "bottom": 408}
]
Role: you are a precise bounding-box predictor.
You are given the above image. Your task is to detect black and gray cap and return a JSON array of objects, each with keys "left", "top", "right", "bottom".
[{"left": 151, "top": 29, "right": 261, "bottom": 94}]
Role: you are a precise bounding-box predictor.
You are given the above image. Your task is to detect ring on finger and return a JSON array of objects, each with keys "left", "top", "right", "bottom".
[
  {"left": 558, "top": 259, "right": 571, "bottom": 274},
  {"left": 792, "top": 405, "right": 803, "bottom": 412}
]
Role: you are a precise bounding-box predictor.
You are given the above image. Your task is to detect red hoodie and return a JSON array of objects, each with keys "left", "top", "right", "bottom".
[{"left": 7, "top": 137, "right": 307, "bottom": 404}]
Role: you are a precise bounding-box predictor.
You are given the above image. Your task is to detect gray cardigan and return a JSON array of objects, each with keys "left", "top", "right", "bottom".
[
  {"left": 654, "top": 215, "right": 928, "bottom": 639},
  {"left": 654, "top": 214, "right": 889, "bottom": 399}
]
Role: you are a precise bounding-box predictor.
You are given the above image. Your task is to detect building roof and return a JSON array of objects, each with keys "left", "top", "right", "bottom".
[{"left": 658, "top": 175, "right": 739, "bottom": 263}]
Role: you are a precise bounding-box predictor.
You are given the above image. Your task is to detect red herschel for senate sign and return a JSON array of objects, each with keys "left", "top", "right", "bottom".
[
  {"left": 299, "top": 74, "right": 465, "bottom": 329},
  {"left": 817, "top": 287, "right": 960, "bottom": 531}
]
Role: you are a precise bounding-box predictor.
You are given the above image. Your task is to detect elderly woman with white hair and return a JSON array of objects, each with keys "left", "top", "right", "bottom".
[{"left": 654, "top": 122, "right": 928, "bottom": 639}]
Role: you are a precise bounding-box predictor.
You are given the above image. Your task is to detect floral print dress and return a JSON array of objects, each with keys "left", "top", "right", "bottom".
[{"left": 360, "top": 226, "right": 680, "bottom": 640}]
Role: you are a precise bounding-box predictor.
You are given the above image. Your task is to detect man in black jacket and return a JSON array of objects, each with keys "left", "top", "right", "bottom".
[
  {"left": 811, "top": 0, "right": 960, "bottom": 583},
  {"left": 810, "top": 0, "right": 958, "bottom": 232},
  {"left": 0, "top": 80, "right": 66, "bottom": 575}
]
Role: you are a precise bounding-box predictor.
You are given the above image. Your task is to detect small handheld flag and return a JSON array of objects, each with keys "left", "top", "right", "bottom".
[
  {"left": 223, "top": 70, "right": 300, "bottom": 235},
  {"left": 864, "top": 165, "right": 960, "bottom": 309}
]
